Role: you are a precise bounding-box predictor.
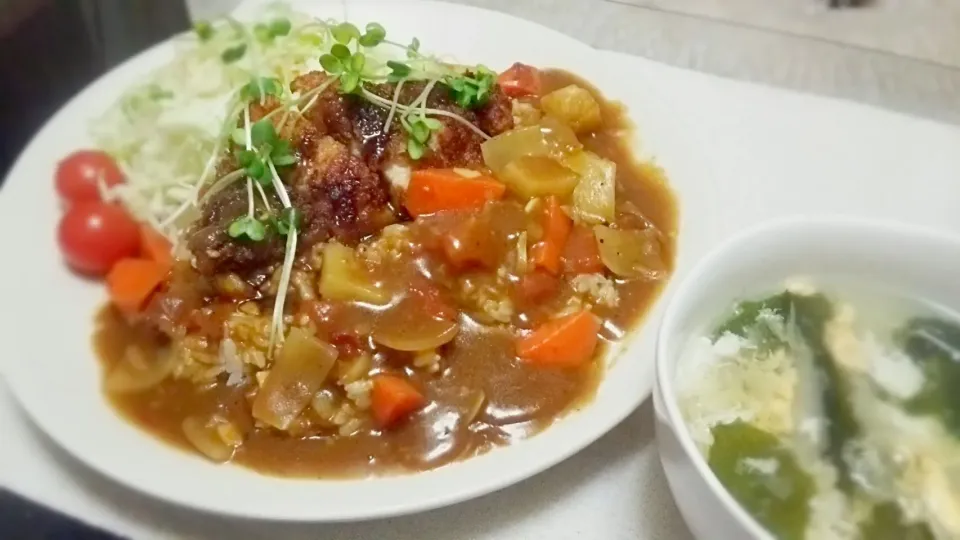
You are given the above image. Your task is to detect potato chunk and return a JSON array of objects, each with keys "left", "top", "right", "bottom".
[
  {"left": 540, "top": 85, "right": 603, "bottom": 134},
  {"left": 318, "top": 242, "right": 389, "bottom": 304},
  {"left": 500, "top": 156, "right": 580, "bottom": 200}
]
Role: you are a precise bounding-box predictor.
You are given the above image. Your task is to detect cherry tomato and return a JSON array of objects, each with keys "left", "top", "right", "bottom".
[
  {"left": 55, "top": 150, "right": 124, "bottom": 203},
  {"left": 57, "top": 203, "right": 140, "bottom": 276},
  {"left": 497, "top": 62, "right": 542, "bottom": 98}
]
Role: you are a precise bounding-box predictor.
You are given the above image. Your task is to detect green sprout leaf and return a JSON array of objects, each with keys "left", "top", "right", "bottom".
[
  {"left": 387, "top": 60, "right": 411, "bottom": 80},
  {"left": 269, "top": 18, "right": 291, "bottom": 37},
  {"left": 330, "top": 43, "right": 352, "bottom": 60},
  {"left": 350, "top": 52, "right": 366, "bottom": 73},
  {"left": 407, "top": 138, "right": 425, "bottom": 160},
  {"left": 237, "top": 149, "right": 267, "bottom": 183},
  {"left": 255, "top": 18, "right": 292, "bottom": 43},
  {"left": 407, "top": 37, "right": 420, "bottom": 58},
  {"left": 246, "top": 159, "right": 265, "bottom": 181},
  {"left": 275, "top": 207, "right": 303, "bottom": 235},
  {"left": 221, "top": 43, "right": 247, "bottom": 64},
  {"left": 320, "top": 54, "right": 343, "bottom": 74},
  {"left": 270, "top": 140, "right": 296, "bottom": 167},
  {"left": 234, "top": 111, "right": 296, "bottom": 186},
  {"left": 193, "top": 21, "right": 214, "bottom": 41},
  {"left": 445, "top": 67, "right": 495, "bottom": 109},
  {"left": 331, "top": 22, "right": 360, "bottom": 44},
  {"left": 254, "top": 23, "right": 273, "bottom": 43},
  {"left": 357, "top": 34, "right": 378, "bottom": 48},
  {"left": 231, "top": 128, "right": 247, "bottom": 146},
  {"left": 228, "top": 216, "right": 267, "bottom": 242},
  {"left": 410, "top": 121, "right": 430, "bottom": 144},
  {"left": 272, "top": 139, "right": 291, "bottom": 156},
  {"left": 241, "top": 77, "right": 283, "bottom": 101},
  {"left": 236, "top": 149, "right": 257, "bottom": 167},
  {"left": 250, "top": 119, "right": 278, "bottom": 148},
  {"left": 401, "top": 113, "right": 440, "bottom": 160},
  {"left": 339, "top": 71, "right": 361, "bottom": 94},
  {"left": 301, "top": 33, "right": 323, "bottom": 47},
  {"left": 359, "top": 22, "right": 386, "bottom": 47},
  {"left": 253, "top": 172, "right": 273, "bottom": 187},
  {"left": 454, "top": 90, "right": 475, "bottom": 108},
  {"left": 272, "top": 154, "right": 297, "bottom": 167}
]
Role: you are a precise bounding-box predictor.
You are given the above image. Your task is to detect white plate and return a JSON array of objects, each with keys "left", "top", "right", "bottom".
[
  {"left": 3, "top": 0, "right": 960, "bottom": 525},
  {"left": 0, "top": 0, "right": 691, "bottom": 522}
]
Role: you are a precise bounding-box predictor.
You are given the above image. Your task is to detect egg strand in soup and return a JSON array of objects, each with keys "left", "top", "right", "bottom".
[{"left": 677, "top": 282, "right": 960, "bottom": 540}]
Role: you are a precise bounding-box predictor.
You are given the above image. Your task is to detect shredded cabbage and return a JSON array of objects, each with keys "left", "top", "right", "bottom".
[{"left": 91, "top": 5, "right": 334, "bottom": 240}]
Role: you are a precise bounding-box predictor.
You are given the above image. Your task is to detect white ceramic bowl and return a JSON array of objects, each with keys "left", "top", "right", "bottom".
[{"left": 652, "top": 216, "right": 960, "bottom": 540}]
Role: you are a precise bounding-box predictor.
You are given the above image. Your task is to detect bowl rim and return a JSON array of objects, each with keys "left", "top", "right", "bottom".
[{"left": 654, "top": 215, "right": 960, "bottom": 539}]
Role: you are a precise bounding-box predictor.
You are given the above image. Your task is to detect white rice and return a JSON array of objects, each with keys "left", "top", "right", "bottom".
[
  {"left": 570, "top": 273, "right": 620, "bottom": 308},
  {"left": 220, "top": 337, "right": 245, "bottom": 386}
]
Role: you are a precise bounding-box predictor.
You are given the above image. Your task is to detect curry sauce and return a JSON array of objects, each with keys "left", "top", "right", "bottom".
[{"left": 94, "top": 69, "right": 678, "bottom": 477}]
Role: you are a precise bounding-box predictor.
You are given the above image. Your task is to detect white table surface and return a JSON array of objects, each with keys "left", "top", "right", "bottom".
[{"left": 5, "top": 1, "right": 960, "bottom": 538}]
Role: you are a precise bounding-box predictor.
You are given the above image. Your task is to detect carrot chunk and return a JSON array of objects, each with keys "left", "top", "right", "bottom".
[
  {"left": 498, "top": 63, "right": 542, "bottom": 98},
  {"left": 530, "top": 196, "right": 572, "bottom": 275},
  {"left": 514, "top": 269, "right": 561, "bottom": 305},
  {"left": 139, "top": 225, "right": 173, "bottom": 271},
  {"left": 516, "top": 310, "right": 600, "bottom": 367},
  {"left": 561, "top": 225, "right": 605, "bottom": 275},
  {"left": 106, "top": 258, "right": 168, "bottom": 313},
  {"left": 371, "top": 375, "right": 426, "bottom": 428},
  {"left": 405, "top": 169, "right": 506, "bottom": 217}
]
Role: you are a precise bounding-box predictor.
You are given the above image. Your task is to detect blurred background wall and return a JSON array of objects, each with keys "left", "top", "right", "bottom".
[{"left": 0, "top": 0, "right": 190, "bottom": 175}]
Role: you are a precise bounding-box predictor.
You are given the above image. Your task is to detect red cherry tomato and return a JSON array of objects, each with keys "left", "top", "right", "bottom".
[
  {"left": 57, "top": 203, "right": 140, "bottom": 276},
  {"left": 497, "top": 62, "right": 542, "bottom": 98},
  {"left": 55, "top": 150, "right": 124, "bottom": 204}
]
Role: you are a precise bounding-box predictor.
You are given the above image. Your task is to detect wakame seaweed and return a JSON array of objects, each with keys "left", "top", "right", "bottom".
[
  {"left": 713, "top": 292, "right": 861, "bottom": 492},
  {"left": 708, "top": 421, "right": 814, "bottom": 540},
  {"left": 712, "top": 292, "right": 791, "bottom": 352},
  {"left": 898, "top": 317, "right": 960, "bottom": 439},
  {"left": 860, "top": 502, "right": 934, "bottom": 540}
]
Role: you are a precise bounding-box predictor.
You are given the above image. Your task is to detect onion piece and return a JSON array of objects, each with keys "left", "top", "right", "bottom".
[
  {"left": 182, "top": 416, "right": 235, "bottom": 463},
  {"left": 213, "top": 273, "right": 252, "bottom": 299},
  {"left": 311, "top": 388, "right": 340, "bottom": 427},
  {"left": 373, "top": 298, "right": 459, "bottom": 352},
  {"left": 593, "top": 225, "right": 667, "bottom": 279},
  {"left": 337, "top": 353, "right": 372, "bottom": 385},
  {"left": 516, "top": 231, "right": 529, "bottom": 274},
  {"left": 251, "top": 328, "right": 338, "bottom": 430},
  {"left": 564, "top": 151, "right": 616, "bottom": 224},
  {"left": 461, "top": 389, "right": 487, "bottom": 425},
  {"left": 104, "top": 345, "right": 175, "bottom": 393},
  {"left": 481, "top": 117, "right": 581, "bottom": 175}
]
